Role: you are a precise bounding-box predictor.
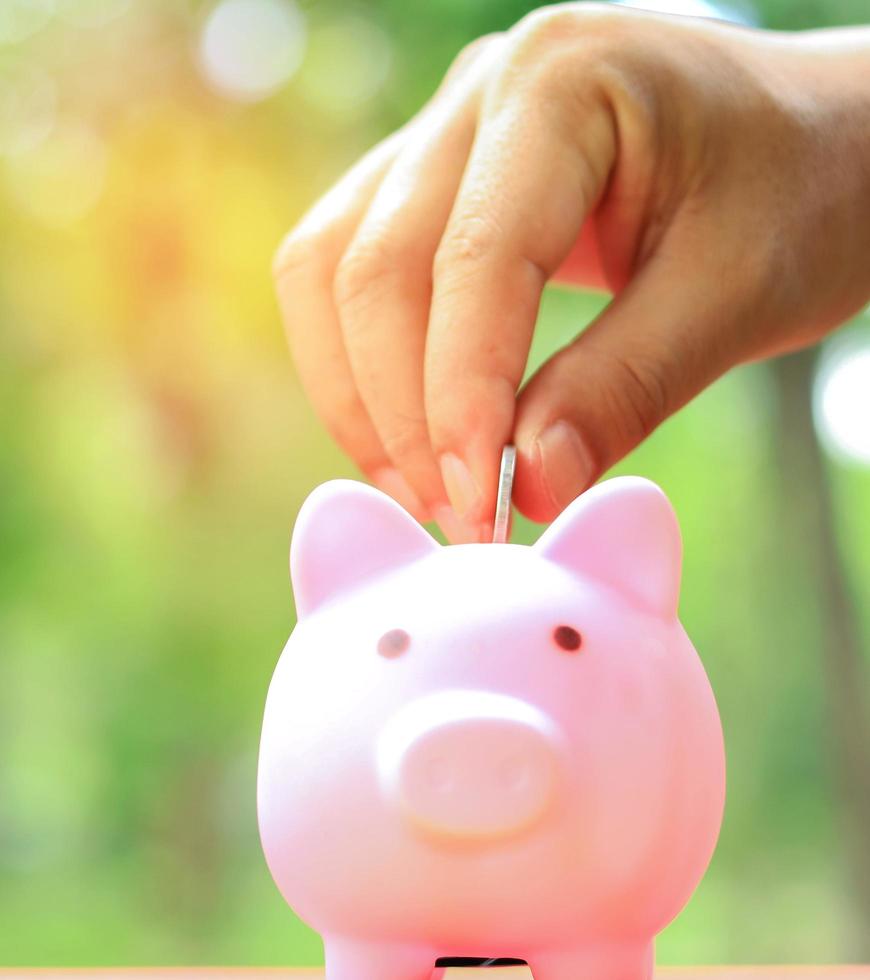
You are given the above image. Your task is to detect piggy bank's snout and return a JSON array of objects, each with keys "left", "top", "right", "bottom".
[{"left": 377, "top": 691, "right": 559, "bottom": 839}]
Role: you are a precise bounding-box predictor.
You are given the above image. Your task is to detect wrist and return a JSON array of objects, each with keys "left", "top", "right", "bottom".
[{"left": 775, "top": 29, "right": 870, "bottom": 322}]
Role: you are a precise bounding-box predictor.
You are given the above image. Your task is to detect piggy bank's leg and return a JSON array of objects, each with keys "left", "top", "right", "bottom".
[
  {"left": 529, "top": 942, "right": 653, "bottom": 980},
  {"left": 324, "top": 936, "right": 436, "bottom": 980}
]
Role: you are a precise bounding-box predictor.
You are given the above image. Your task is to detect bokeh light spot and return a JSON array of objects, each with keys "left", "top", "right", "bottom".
[
  {"left": 4, "top": 123, "right": 105, "bottom": 226},
  {"left": 0, "top": 64, "right": 56, "bottom": 156},
  {"left": 814, "top": 338, "right": 870, "bottom": 466},
  {"left": 199, "top": 0, "right": 306, "bottom": 103},
  {"left": 299, "top": 13, "right": 391, "bottom": 117},
  {"left": 0, "top": 0, "right": 54, "bottom": 44}
]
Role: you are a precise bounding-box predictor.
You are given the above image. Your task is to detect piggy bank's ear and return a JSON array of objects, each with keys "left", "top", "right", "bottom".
[
  {"left": 290, "top": 479, "right": 438, "bottom": 616},
  {"left": 535, "top": 476, "right": 681, "bottom": 617}
]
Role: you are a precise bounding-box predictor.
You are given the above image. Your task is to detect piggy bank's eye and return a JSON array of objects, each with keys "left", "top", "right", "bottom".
[
  {"left": 553, "top": 625, "right": 582, "bottom": 652},
  {"left": 377, "top": 628, "right": 411, "bottom": 658}
]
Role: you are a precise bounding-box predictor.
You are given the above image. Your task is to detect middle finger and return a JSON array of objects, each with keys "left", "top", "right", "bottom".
[{"left": 333, "top": 41, "right": 501, "bottom": 541}]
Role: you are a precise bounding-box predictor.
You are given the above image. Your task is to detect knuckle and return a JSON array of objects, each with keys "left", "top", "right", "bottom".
[
  {"left": 512, "top": 5, "right": 579, "bottom": 54},
  {"left": 446, "top": 32, "right": 502, "bottom": 80},
  {"left": 333, "top": 235, "right": 401, "bottom": 313},
  {"left": 492, "top": 5, "right": 636, "bottom": 112},
  {"left": 272, "top": 230, "right": 325, "bottom": 283},
  {"left": 434, "top": 214, "right": 502, "bottom": 280},
  {"left": 597, "top": 349, "right": 668, "bottom": 442},
  {"left": 380, "top": 421, "right": 427, "bottom": 464},
  {"left": 510, "top": 3, "right": 618, "bottom": 62},
  {"left": 508, "top": 3, "right": 662, "bottom": 95}
]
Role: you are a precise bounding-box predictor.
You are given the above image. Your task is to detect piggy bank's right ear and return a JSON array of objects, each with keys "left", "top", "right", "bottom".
[
  {"left": 290, "top": 480, "right": 438, "bottom": 617},
  {"left": 535, "top": 476, "right": 681, "bottom": 618}
]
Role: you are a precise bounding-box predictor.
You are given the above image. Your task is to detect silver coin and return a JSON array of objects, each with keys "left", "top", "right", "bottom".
[{"left": 492, "top": 444, "right": 516, "bottom": 544}]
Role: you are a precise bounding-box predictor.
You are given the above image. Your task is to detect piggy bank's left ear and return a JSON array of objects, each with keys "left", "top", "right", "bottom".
[
  {"left": 290, "top": 479, "right": 438, "bottom": 617},
  {"left": 535, "top": 476, "right": 681, "bottom": 618}
]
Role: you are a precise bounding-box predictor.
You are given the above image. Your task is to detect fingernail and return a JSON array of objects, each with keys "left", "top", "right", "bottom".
[
  {"left": 439, "top": 452, "right": 482, "bottom": 522},
  {"left": 535, "top": 420, "right": 595, "bottom": 511},
  {"left": 372, "top": 467, "right": 429, "bottom": 523},
  {"left": 433, "top": 505, "right": 487, "bottom": 545}
]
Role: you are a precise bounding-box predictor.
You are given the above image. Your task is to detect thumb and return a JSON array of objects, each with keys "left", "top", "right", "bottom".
[{"left": 513, "top": 256, "right": 749, "bottom": 522}]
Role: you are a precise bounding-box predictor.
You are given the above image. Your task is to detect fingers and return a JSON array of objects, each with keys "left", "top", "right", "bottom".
[
  {"left": 273, "top": 132, "right": 430, "bottom": 521},
  {"left": 275, "top": 36, "right": 502, "bottom": 537},
  {"left": 512, "top": 245, "right": 752, "bottom": 522},
  {"left": 333, "top": 47, "right": 499, "bottom": 540},
  {"left": 424, "top": 65, "right": 616, "bottom": 538},
  {"left": 334, "top": 119, "right": 475, "bottom": 535}
]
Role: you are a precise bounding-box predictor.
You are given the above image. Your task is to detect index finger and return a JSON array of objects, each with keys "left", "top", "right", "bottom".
[{"left": 424, "top": 64, "right": 615, "bottom": 535}]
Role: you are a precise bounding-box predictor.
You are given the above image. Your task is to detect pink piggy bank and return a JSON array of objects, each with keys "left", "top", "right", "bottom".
[{"left": 258, "top": 476, "right": 725, "bottom": 980}]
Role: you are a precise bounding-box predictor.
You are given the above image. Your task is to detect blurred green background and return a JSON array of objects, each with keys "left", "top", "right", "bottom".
[{"left": 1, "top": 0, "right": 870, "bottom": 967}]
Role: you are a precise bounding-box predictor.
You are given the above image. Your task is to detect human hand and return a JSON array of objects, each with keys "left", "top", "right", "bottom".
[{"left": 274, "top": 4, "right": 870, "bottom": 541}]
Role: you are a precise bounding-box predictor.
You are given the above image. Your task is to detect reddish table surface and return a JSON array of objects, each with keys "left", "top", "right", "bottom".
[{"left": 1, "top": 969, "right": 868, "bottom": 979}]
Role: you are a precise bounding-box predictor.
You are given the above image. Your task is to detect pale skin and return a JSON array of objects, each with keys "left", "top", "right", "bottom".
[{"left": 274, "top": 3, "right": 870, "bottom": 543}]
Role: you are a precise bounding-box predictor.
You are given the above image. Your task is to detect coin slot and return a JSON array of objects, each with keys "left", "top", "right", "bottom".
[{"left": 435, "top": 957, "right": 528, "bottom": 967}]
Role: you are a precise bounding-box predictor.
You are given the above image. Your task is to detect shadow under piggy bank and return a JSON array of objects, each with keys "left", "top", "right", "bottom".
[{"left": 433, "top": 963, "right": 530, "bottom": 979}]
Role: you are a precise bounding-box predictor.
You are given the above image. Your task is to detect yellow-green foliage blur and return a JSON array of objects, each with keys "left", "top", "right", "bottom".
[{"left": 1, "top": 0, "right": 869, "bottom": 968}]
